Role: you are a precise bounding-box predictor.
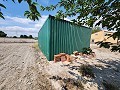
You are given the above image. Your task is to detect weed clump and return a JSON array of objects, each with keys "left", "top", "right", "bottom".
[
  {"left": 78, "top": 64, "right": 95, "bottom": 78},
  {"left": 63, "top": 78, "right": 84, "bottom": 90},
  {"left": 82, "top": 47, "right": 93, "bottom": 55}
]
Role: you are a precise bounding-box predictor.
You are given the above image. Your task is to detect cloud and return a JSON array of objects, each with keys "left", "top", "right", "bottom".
[
  {"left": 0, "top": 26, "right": 37, "bottom": 33},
  {"left": 6, "top": 16, "right": 33, "bottom": 24},
  {"left": 34, "top": 15, "right": 48, "bottom": 29},
  {"left": 0, "top": 15, "right": 48, "bottom": 37}
]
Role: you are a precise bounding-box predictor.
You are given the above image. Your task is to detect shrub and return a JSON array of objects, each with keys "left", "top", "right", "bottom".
[
  {"left": 13, "top": 36, "right": 17, "bottom": 38},
  {"left": 82, "top": 47, "right": 92, "bottom": 55},
  {"left": 0, "top": 31, "right": 7, "bottom": 37},
  {"left": 63, "top": 78, "right": 84, "bottom": 90},
  {"left": 78, "top": 64, "right": 95, "bottom": 78},
  {"left": 28, "top": 35, "right": 33, "bottom": 38},
  {"left": 20, "top": 35, "right": 24, "bottom": 38}
]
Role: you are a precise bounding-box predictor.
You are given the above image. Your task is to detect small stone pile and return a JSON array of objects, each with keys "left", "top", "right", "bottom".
[
  {"left": 54, "top": 51, "right": 96, "bottom": 63},
  {"left": 54, "top": 53, "right": 70, "bottom": 62},
  {"left": 71, "top": 51, "right": 96, "bottom": 60}
]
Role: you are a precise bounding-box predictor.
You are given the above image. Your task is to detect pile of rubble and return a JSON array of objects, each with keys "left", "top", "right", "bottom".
[{"left": 54, "top": 51, "right": 96, "bottom": 63}]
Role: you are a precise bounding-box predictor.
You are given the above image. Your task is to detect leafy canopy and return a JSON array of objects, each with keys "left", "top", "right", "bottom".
[
  {"left": 0, "top": 31, "right": 7, "bottom": 37},
  {"left": 0, "top": 0, "right": 40, "bottom": 21},
  {"left": 42, "top": 0, "right": 119, "bottom": 31},
  {"left": 0, "top": 0, "right": 119, "bottom": 32}
]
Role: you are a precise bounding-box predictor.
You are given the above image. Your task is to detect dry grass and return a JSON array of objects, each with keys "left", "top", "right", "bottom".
[{"left": 33, "top": 42, "right": 39, "bottom": 51}]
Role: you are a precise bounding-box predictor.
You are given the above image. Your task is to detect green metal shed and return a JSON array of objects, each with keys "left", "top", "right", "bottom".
[{"left": 38, "top": 15, "right": 92, "bottom": 61}]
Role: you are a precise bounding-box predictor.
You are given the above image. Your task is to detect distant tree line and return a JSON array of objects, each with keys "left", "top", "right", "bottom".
[
  {"left": 0, "top": 31, "right": 33, "bottom": 39},
  {"left": 20, "top": 35, "right": 33, "bottom": 38},
  {"left": 0, "top": 31, "right": 7, "bottom": 37}
]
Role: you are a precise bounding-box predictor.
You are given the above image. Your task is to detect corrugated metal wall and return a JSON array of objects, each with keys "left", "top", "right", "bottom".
[
  {"left": 49, "top": 16, "right": 91, "bottom": 60},
  {"left": 38, "top": 15, "right": 92, "bottom": 61},
  {"left": 38, "top": 17, "right": 50, "bottom": 60}
]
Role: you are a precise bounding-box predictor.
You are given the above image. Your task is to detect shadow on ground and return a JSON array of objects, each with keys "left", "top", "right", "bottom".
[{"left": 67, "top": 59, "right": 120, "bottom": 90}]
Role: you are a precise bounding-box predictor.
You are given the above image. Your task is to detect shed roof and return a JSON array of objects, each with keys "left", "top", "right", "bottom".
[{"left": 48, "top": 15, "right": 91, "bottom": 30}]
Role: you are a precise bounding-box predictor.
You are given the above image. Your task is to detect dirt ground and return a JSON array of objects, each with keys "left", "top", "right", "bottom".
[
  {"left": 0, "top": 38, "right": 37, "bottom": 43},
  {"left": 0, "top": 39, "right": 120, "bottom": 90},
  {"left": 46, "top": 44, "right": 120, "bottom": 90},
  {"left": 0, "top": 43, "right": 54, "bottom": 90}
]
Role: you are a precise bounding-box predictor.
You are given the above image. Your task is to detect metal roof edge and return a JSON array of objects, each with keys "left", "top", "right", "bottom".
[{"left": 48, "top": 15, "right": 91, "bottom": 30}]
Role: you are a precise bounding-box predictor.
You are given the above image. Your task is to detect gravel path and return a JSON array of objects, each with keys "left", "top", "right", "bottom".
[{"left": 0, "top": 43, "right": 54, "bottom": 90}]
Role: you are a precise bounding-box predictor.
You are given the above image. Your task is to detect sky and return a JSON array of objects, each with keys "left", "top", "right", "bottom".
[
  {"left": 0, "top": 0, "right": 60, "bottom": 37},
  {"left": 0, "top": 0, "right": 107, "bottom": 37}
]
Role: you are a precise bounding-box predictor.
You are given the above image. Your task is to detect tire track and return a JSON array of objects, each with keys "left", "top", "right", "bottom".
[{"left": 0, "top": 43, "right": 54, "bottom": 90}]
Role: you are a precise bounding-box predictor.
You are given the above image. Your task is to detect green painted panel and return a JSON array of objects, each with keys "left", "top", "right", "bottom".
[
  {"left": 49, "top": 16, "right": 91, "bottom": 60},
  {"left": 38, "top": 15, "right": 92, "bottom": 61},
  {"left": 38, "top": 18, "right": 50, "bottom": 60}
]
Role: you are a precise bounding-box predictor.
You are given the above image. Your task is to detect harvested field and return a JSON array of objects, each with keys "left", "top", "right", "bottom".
[
  {"left": 0, "top": 38, "right": 120, "bottom": 90},
  {"left": 0, "top": 38, "right": 37, "bottom": 43},
  {"left": 0, "top": 43, "right": 54, "bottom": 90}
]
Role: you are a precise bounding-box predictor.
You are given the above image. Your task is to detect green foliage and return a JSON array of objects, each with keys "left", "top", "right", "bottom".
[
  {"left": 92, "top": 29, "right": 100, "bottom": 34},
  {"left": 13, "top": 36, "right": 17, "bottom": 38},
  {"left": 98, "top": 42, "right": 111, "bottom": 49},
  {"left": 28, "top": 35, "right": 33, "bottom": 38},
  {"left": 23, "top": 35, "right": 28, "bottom": 38},
  {"left": 24, "top": 1, "right": 40, "bottom": 21},
  {"left": 0, "top": 12, "right": 5, "bottom": 19},
  {"left": 108, "top": 31, "right": 120, "bottom": 40},
  {"left": 82, "top": 47, "right": 92, "bottom": 55},
  {"left": 0, "top": 0, "right": 119, "bottom": 44},
  {"left": 0, "top": 3, "right": 6, "bottom": 9},
  {"left": 96, "top": 41, "right": 120, "bottom": 52},
  {"left": 20, "top": 35, "right": 24, "bottom": 38},
  {"left": 24, "top": 2, "right": 41, "bottom": 21},
  {"left": 20, "top": 35, "right": 28, "bottom": 38},
  {"left": 0, "top": 31, "right": 7, "bottom": 37},
  {"left": 18, "top": 0, "right": 22, "bottom": 3},
  {"left": 42, "top": 0, "right": 119, "bottom": 30},
  {"left": 1, "top": 0, "right": 41, "bottom": 21},
  {"left": 42, "top": 0, "right": 119, "bottom": 40},
  {"left": 78, "top": 64, "right": 95, "bottom": 78},
  {"left": 92, "top": 27, "right": 101, "bottom": 34},
  {"left": 1, "top": 0, "right": 119, "bottom": 31},
  {"left": 20, "top": 34, "right": 33, "bottom": 38},
  {"left": 111, "top": 45, "right": 120, "bottom": 52},
  {"left": 0, "top": 3, "right": 6, "bottom": 19},
  {"left": 108, "top": 31, "right": 120, "bottom": 45}
]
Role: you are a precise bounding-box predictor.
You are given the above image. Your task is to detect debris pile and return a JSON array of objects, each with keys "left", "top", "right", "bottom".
[
  {"left": 54, "top": 50, "right": 96, "bottom": 63},
  {"left": 54, "top": 53, "right": 70, "bottom": 62},
  {"left": 49, "top": 76, "right": 84, "bottom": 90},
  {"left": 71, "top": 51, "right": 96, "bottom": 60}
]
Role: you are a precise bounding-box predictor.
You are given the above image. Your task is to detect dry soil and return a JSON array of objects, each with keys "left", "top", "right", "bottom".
[{"left": 0, "top": 43, "right": 54, "bottom": 90}]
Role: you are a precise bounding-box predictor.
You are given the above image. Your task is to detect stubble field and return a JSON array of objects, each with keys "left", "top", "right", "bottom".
[{"left": 0, "top": 38, "right": 54, "bottom": 90}]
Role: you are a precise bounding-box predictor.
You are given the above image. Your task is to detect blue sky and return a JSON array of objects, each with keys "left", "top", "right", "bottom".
[
  {"left": 0, "top": 0, "right": 106, "bottom": 37},
  {"left": 0, "top": 0, "right": 60, "bottom": 37}
]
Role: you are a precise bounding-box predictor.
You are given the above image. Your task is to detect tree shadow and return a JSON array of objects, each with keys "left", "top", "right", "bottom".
[
  {"left": 67, "top": 59, "right": 120, "bottom": 90},
  {"left": 95, "top": 41, "right": 120, "bottom": 52},
  {"left": 93, "top": 59, "right": 120, "bottom": 90}
]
